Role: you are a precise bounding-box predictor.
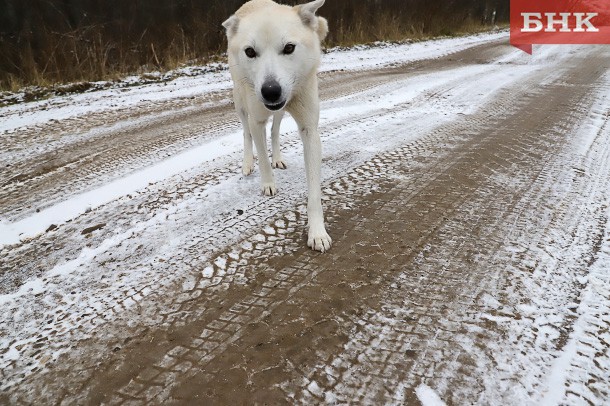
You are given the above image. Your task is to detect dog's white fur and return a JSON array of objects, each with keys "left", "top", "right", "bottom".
[{"left": 223, "top": 0, "right": 332, "bottom": 252}]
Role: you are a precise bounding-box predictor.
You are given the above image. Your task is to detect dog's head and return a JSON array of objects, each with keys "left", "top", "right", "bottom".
[{"left": 223, "top": 0, "right": 327, "bottom": 111}]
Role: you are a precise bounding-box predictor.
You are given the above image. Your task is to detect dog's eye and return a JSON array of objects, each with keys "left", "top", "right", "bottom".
[
  {"left": 283, "top": 43, "right": 296, "bottom": 55},
  {"left": 245, "top": 47, "right": 257, "bottom": 58}
]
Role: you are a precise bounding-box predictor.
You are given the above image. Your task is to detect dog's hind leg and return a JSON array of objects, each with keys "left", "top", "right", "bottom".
[
  {"left": 249, "top": 117, "right": 277, "bottom": 196},
  {"left": 271, "top": 111, "right": 287, "bottom": 169},
  {"left": 238, "top": 108, "right": 255, "bottom": 176}
]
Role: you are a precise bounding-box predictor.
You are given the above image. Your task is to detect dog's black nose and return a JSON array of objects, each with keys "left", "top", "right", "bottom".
[{"left": 261, "top": 80, "right": 282, "bottom": 104}]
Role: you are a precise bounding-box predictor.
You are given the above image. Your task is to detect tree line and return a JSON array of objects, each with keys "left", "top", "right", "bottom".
[{"left": 0, "top": 0, "right": 508, "bottom": 90}]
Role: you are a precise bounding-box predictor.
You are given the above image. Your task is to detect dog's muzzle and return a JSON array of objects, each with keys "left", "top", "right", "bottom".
[
  {"left": 264, "top": 100, "right": 286, "bottom": 111},
  {"left": 261, "top": 80, "right": 286, "bottom": 111}
]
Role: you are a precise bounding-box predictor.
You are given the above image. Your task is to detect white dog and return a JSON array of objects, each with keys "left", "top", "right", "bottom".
[{"left": 223, "top": 0, "right": 332, "bottom": 252}]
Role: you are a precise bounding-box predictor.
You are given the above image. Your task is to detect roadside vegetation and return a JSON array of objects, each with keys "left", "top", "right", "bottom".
[{"left": 0, "top": 0, "right": 508, "bottom": 92}]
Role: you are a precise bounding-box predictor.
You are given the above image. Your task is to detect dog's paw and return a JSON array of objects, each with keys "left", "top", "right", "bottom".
[
  {"left": 242, "top": 161, "right": 255, "bottom": 176},
  {"left": 308, "top": 229, "right": 332, "bottom": 252},
  {"left": 242, "top": 155, "right": 255, "bottom": 176},
  {"left": 272, "top": 160, "right": 287, "bottom": 170},
  {"left": 261, "top": 182, "right": 277, "bottom": 196}
]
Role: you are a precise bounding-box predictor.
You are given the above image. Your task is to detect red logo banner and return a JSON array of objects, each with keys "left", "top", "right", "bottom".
[{"left": 510, "top": 0, "right": 610, "bottom": 54}]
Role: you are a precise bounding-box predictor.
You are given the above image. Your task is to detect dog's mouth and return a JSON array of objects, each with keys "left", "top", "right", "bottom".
[{"left": 264, "top": 100, "right": 286, "bottom": 111}]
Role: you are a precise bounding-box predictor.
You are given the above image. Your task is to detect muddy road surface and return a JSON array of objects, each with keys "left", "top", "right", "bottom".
[{"left": 1, "top": 34, "right": 610, "bottom": 405}]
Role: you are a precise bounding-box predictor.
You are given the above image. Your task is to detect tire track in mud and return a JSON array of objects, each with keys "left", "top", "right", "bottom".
[
  {"left": 0, "top": 43, "right": 527, "bottom": 402},
  {"left": 293, "top": 105, "right": 604, "bottom": 404},
  {"left": 0, "top": 103, "right": 239, "bottom": 218},
  {"left": 3, "top": 42, "right": 609, "bottom": 404},
  {"left": 84, "top": 51, "right": 610, "bottom": 404},
  {"left": 0, "top": 41, "right": 514, "bottom": 294},
  {"left": 278, "top": 56, "right": 610, "bottom": 404},
  {"left": 0, "top": 54, "right": 564, "bottom": 406},
  {"left": 0, "top": 81, "right": 467, "bottom": 401},
  {"left": 477, "top": 80, "right": 610, "bottom": 405},
  {"left": 0, "top": 40, "right": 507, "bottom": 221}
]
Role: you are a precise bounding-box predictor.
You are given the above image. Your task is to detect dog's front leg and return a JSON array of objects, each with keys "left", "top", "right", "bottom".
[
  {"left": 249, "top": 117, "right": 277, "bottom": 196},
  {"left": 238, "top": 109, "right": 255, "bottom": 176},
  {"left": 289, "top": 86, "right": 332, "bottom": 251},
  {"left": 299, "top": 126, "right": 332, "bottom": 251},
  {"left": 271, "top": 111, "right": 287, "bottom": 169}
]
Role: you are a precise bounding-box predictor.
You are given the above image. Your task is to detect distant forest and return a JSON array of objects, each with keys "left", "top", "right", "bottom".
[{"left": 0, "top": 0, "right": 509, "bottom": 90}]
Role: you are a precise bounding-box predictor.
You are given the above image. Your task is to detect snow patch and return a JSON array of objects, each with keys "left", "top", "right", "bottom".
[
  {"left": 0, "top": 32, "right": 507, "bottom": 134},
  {"left": 416, "top": 384, "right": 447, "bottom": 406},
  {"left": 0, "top": 61, "right": 514, "bottom": 246}
]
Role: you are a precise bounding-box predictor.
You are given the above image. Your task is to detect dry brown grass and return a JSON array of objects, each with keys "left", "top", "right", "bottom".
[{"left": 0, "top": 0, "right": 508, "bottom": 92}]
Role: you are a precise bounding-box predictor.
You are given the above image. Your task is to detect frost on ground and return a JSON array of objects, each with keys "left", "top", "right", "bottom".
[
  {"left": 0, "top": 31, "right": 505, "bottom": 134},
  {"left": 477, "top": 76, "right": 610, "bottom": 405},
  {"left": 1, "top": 31, "right": 609, "bottom": 404},
  {"left": 416, "top": 384, "right": 447, "bottom": 406}
]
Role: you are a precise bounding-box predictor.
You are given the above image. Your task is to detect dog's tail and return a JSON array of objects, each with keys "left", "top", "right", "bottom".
[{"left": 317, "top": 17, "right": 329, "bottom": 42}]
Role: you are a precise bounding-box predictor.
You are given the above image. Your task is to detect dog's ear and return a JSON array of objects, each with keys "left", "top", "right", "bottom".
[
  {"left": 296, "top": 0, "right": 326, "bottom": 31},
  {"left": 316, "top": 16, "right": 329, "bottom": 41},
  {"left": 222, "top": 15, "right": 239, "bottom": 39}
]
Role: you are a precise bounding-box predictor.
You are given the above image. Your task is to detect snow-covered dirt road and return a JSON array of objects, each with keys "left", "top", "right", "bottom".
[{"left": 1, "top": 32, "right": 610, "bottom": 404}]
